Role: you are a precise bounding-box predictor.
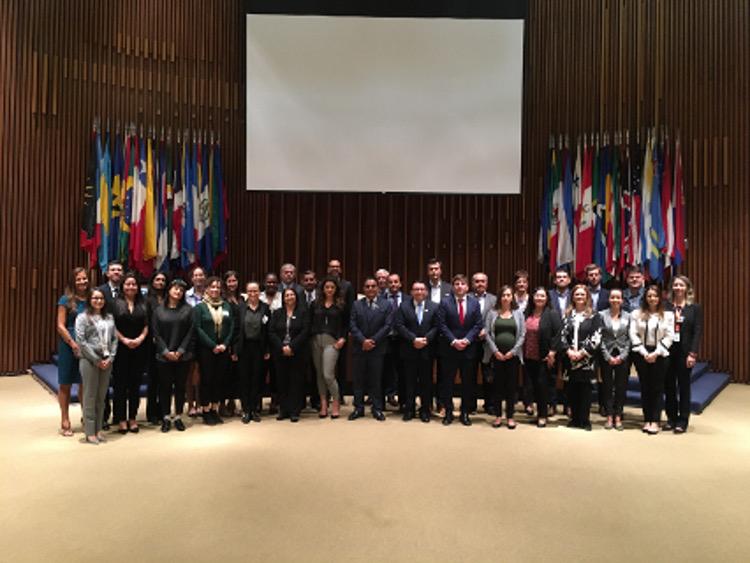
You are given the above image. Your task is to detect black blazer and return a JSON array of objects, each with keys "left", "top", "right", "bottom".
[
  {"left": 437, "top": 294, "right": 483, "bottom": 360},
  {"left": 268, "top": 306, "right": 309, "bottom": 359},
  {"left": 530, "top": 308, "right": 563, "bottom": 358},
  {"left": 666, "top": 302, "right": 703, "bottom": 356},
  {"left": 349, "top": 296, "right": 393, "bottom": 356},
  {"left": 235, "top": 301, "right": 270, "bottom": 355},
  {"left": 97, "top": 282, "right": 120, "bottom": 314},
  {"left": 549, "top": 288, "right": 571, "bottom": 318},
  {"left": 394, "top": 297, "right": 438, "bottom": 360},
  {"left": 425, "top": 280, "right": 453, "bottom": 304}
]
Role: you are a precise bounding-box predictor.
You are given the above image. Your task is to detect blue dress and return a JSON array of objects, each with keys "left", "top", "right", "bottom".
[{"left": 57, "top": 295, "right": 86, "bottom": 385}]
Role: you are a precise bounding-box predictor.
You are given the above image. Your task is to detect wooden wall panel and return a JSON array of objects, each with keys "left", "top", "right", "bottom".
[{"left": 0, "top": 0, "right": 748, "bottom": 383}]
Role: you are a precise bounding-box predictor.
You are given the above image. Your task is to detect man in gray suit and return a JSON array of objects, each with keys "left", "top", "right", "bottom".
[{"left": 471, "top": 272, "right": 497, "bottom": 415}]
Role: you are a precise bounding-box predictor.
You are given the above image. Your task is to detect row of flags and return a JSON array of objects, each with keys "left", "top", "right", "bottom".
[
  {"left": 538, "top": 131, "right": 686, "bottom": 281},
  {"left": 80, "top": 126, "right": 228, "bottom": 276}
]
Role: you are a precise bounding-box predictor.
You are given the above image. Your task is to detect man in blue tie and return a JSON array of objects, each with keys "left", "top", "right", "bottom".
[
  {"left": 437, "top": 274, "right": 483, "bottom": 426},
  {"left": 383, "top": 273, "right": 404, "bottom": 410},
  {"left": 348, "top": 278, "right": 393, "bottom": 421},
  {"left": 395, "top": 281, "right": 438, "bottom": 422}
]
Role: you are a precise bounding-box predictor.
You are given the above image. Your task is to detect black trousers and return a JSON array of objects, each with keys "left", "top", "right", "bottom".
[
  {"left": 567, "top": 370, "right": 594, "bottom": 426},
  {"left": 524, "top": 359, "right": 550, "bottom": 419},
  {"left": 198, "top": 347, "right": 230, "bottom": 407},
  {"left": 158, "top": 361, "right": 188, "bottom": 417},
  {"left": 634, "top": 355, "right": 668, "bottom": 423},
  {"left": 402, "top": 357, "right": 433, "bottom": 414},
  {"left": 146, "top": 352, "right": 160, "bottom": 420},
  {"left": 479, "top": 361, "right": 495, "bottom": 413},
  {"left": 352, "top": 353, "right": 384, "bottom": 412},
  {"left": 274, "top": 354, "right": 305, "bottom": 417},
  {"left": 239, "top": 340, "right": 265, "bottom": 414},
  {"left": 382, "top": 337, "right": 403, "bottom": 402},
  {"left": 665, "top": 346, "right": 692, "bottom": 428},
  {"left": 492, "top": 356, "right": 519, "bottom": 418},
  {"left": 225, "top": 354, "right": 240, "bottom": 403},
  {"left": 439, "top": 354, "right": 476, "bottom": 414},
  {"left": 520, "top": 362, "right": 534, "bottom": 408},
  {"left": 601, "top": 359, "right": 630, "bottom": 417},
  {"left": 113, "top": 345, "right": 146, "bottom": 422}
]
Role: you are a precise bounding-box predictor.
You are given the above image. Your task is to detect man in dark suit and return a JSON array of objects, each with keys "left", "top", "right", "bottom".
[
  {"left": 549, "top": 267, "right": 572, "bottom": 317},
  {"left": 375, "top": 268, "right": 390, "bottom": 298},
  {"left": 471, "top": 272, "right": 497, "bottom": 415},
  {"left": 327, "top": 259, "right": 356, "bottom": 403},
  {"left": 395, "top": 281, "right": 438, "bottom": 422},
  {"left": 382, "top": 272, "right": 404, "bottom": 410},
  {"left": 425, "top": 257, "right": 452, "bottom": 305},
  {"left": 300, "top": 270, "right": 318, "bottom": 307},
  {"left": 279, "top": 263, "right": 305, "bottom": 304},
  {"left": 348, "top": 278, "right": 393, "bottom": 421},
  {"left": 437, "top": 274, "right": 483, "bottom": 426},
  {"left": 585, "top": 263, "right": 610, "bottom": 311},
  {"left": 299, "top": 269, "right": 320, "bottom": 411},
  {"left": 97, "top": 260, "right": 124, "bottom": 430}
]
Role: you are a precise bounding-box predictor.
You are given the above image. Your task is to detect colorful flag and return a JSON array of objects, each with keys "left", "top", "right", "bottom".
[
  {"left": 549, "top": 149, "right": 561, "bottom": 272},
  {"left": 211, "top": 142, "right": 228, "bottom": 267},
  {"left": 80, "top": 129, "right": 99, "bottom": 268},
  {"left": 556, "top": 148, "right": 575, "bottom": 269},
  {"left": 593, "top": 143, "right": 607, "bottom": 270},
  {"left": 672, "top": 139, "right": 686, "bottom": 266},
  {"left": 661, "top": 141, "right": 674, "bottom": 267},
  {"left": 110, "top": 133, "right": 123, "bottom": 261},
  {"left": 538, "top": 148, "right": 555, "bottom": 266},
  {"left": 574, "top": 143, "right": 594, "bottom": 278}
]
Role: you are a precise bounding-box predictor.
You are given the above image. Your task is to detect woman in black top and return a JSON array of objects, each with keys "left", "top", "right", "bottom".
[
  {"left": 310, "top": 276, "right": 347, "bottom": 419},
  {"left": 522, "top": 287, "right": 562, "bottom": 427},
  {"left": 152, "top": 279, "right": 194, "bottom": 432},
  {"left": 268, "top": 288, "right": 310, "bottom": 422},
  {"left": 222, "top": 270, "right": 242, "bottom": 417},
  {"left": 237, "top": 281, "right": 270, "bottom": 423},
  {"left": 145, "top": 271, "right": 168, "bottom": 424},
  {"left": 113, "top": 272, "right": 149, "bottom": 434},
  {"left": 560, "top": 285, "right": 602, "bottom": 431},
  {"left": 665, "top": 275, "right": 703, "bottom": 433}
]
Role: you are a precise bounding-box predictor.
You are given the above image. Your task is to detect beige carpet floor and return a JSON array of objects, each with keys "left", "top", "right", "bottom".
[{"left": 1, "top": 374, "right": 749, "bottom": 563}]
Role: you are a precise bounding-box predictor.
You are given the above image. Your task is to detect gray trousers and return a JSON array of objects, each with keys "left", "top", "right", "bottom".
[
  {"left": 311, "top": 334, "right": 340, "bottom": 400},
  {"left": 80, "top": 358, "right": 112, "bottom": 436}
]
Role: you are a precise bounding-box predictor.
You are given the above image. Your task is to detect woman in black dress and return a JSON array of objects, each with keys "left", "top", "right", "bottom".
[{"left": 145, "top": 270, "right": 168, "bottom": 424}]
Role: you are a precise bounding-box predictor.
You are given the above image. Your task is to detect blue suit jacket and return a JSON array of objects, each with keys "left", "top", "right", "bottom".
[
  {"left": 394, "top": 297, "right": 438, "bottom": 360},
  {"left": 349, "top": 296, "right": 393, "bottom": 356},
  {"left": 437, "top": 294, "right": 483, "bottom": 359}
]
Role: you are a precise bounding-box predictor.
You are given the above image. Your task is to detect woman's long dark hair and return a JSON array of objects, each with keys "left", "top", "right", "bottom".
[
  {"left": 147, "top": 270, "right": 169, "bottom": 303},
  {"left": 315, "top": 276, "right": 343, "bottom": 309},
  {"left": 524, "top": 286, "right": 551, "bottom": 318}
]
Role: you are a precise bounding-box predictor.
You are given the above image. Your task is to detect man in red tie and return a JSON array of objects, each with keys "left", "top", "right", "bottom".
[{"left": 436, "top": 274, "right": 483, "bottom": 426}]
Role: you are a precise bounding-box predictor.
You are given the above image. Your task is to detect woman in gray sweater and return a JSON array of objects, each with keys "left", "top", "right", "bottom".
[{"left": 75, "top": 288, "right": 118, "bottom": 445}]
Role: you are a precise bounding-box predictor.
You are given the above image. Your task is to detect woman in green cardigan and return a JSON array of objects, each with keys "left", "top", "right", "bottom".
[{"left": 193, "top": 276, "right": 235, "bottom": 425}]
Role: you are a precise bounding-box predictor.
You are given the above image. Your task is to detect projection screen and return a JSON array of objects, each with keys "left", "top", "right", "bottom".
[{"left": 246, "top": 15, "right": 524, "bottom": 194}]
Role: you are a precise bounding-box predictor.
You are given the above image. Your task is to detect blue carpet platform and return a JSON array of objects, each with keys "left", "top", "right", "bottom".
[
  {"left": 31, "top": 356, "right": 730, "bottom": 414},
  {"left": 31, "top": 354, "right": 147, "bottom": 403}
]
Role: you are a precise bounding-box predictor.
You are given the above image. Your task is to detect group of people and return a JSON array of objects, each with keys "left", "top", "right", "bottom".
[{"left": 55, "top": 257, "right": 702, "bottom": 445}]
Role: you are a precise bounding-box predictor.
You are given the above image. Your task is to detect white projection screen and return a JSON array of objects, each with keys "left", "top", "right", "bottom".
[{"left": 245, "top": 15, "right": 524, "bottom": 194}]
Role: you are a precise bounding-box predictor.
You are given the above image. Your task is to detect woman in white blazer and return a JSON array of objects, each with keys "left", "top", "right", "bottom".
[
  {"left": 484, "top": 285, "right": 526, "bottom": 429},
  {"left": 599, "top": 288, "right": 631, "bottom": 431},
  {"left": 629, "top": 285, "right": 675, "bottom": 435}
]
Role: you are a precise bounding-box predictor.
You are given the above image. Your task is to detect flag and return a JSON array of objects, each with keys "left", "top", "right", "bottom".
[
  {"left": 640, "top": 136, "right": 654, "bottom": 269},
  {"left": 648, "top": 141, "right": 665, "bottom": 280},
  {"left": 593, "top": 143, "right": 607, "bottom": 270},
  {"left": 661, "top": 141, "right": 674, "bottom": 267},
  {"left": 172, "top": 138, "right": 184, "bottom": 263},
  {"left": 629, "top": 141, "right": 643, "bottom": 266},
  {"left": 672, "top": 139, "right": 686, "bottom": 266},
  {"left": 556, "top": 148, "right": 575, "bottom": 269},
  {"left": 211, "top": 142, "right": 228, "bottom": 267},
  {"left": 182, "top": 138, "right": 197, "bottom": 268},
  {"left": 549, "top": 149, "right": 562, "bottom": 272},
  {"left": 119, "top": 133, "right": 136, "bottom": 265},
  {"left": 199, "top": 140, "right": 212, "bottom": 267},
  {"left": 575, "top": 143, "right": 594, "bottom": 278},
  {"left": 604, "top": 142, "right": 615, "bottom": 275},
  {"left": 142, "top": 137, "right": 157, "bottom": 270},
  {"left": 80, "top": 129, "right": 99, "bottom": 268},
  {"left": 538, "top": 148, "right": 555, "bottom": 266},
  {"left": 617, "top": 144, "right": 628, "bottom": 273},
  {"left": 97, "top": 132, "right": 113, "bottom": 272},
  {"left": 110, "top": 133, "right": 123, "bottom": 261},
  {"left": 155, "top": 139, "right": 170, "bottom": 271}
]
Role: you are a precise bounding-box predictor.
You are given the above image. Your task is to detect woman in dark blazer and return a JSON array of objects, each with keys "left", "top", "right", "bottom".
[
  {"left": 598, "top": 288, "right": 631, "bottom": 431},
  {"left": 152, "top": 279, "right": 194, "bottom": 432},
  {"left": 112, "top": 272, "right": 149, "bottom": 434},
  {"left": 629, "top": 285, "right": 675, "bottom": 435},
  {"left": 665, "top": 275, "right": 703, "bottom": 433},
  {"left": 268, "top": 287, "right": 310, "bottom": 422},
  {"left": 560, "top": 285, "right": 602, "bottom": 431},
  {"left": 522, "top": 287, "right": 562, "bottom": 427},
  {"left": 193, "top": 276, "right": 235, "bottom": 425},
  {"left": 237, "top": 281, "right": 270, "bottom": 423},
  {"left": 145, "top": 270, "right": 168, "bottom": 424},
  {"left": 222, "top": 270, "right": 243, "bottom": 417}
]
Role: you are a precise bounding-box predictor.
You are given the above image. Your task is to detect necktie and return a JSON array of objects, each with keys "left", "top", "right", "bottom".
[
  {"left": 307, "top": 292, "right": 313, "bottom": 305},
  {"left": 390, "top": 293, "right": 398, "bottom": 309},
  {"left": 458, "top": 299, "right": 464, "bottom": 325},
  {"left": 417, "top": 302, "right": 423, "bottom": 325}
]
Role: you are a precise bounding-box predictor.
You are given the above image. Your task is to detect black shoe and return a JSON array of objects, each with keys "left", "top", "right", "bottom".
[
  {"left": 402, "top": 411, "right": 414, "bottom": 422},
  {"left": 290, "top": 414, "right": 300, "bottom": 423},
  {"left": 128, "top": 425, "right": 139, "bottom": 434},
  {"left": 251, "top": 411, "right": 261, "bottom": 423},
  {"left": 567, "top": 420, "right": 578, "bottom": 428},
  {"left": 348, "top": 409, "right": 364, "bottom": 421},
  {"left": 242, "top": 412, "right": 251, "bottom": 424},
  {"left": 213, "top": 411, "right": 224, "bottom": 424},
  {"left": 117, "top": 427, "right": 128, "bottom": 435},
  {"left": 459, "top": 412, "right": 472, "bottom": 426},
  {"left": 161, "top": 419, "right": 171, "bottom": 433},
  {"left": 663, "top": 421, "right": 674, "bottom": 431},
  {"left": 276, "top": 411, "right": 288, "bottom": 421},
  {"left": 174, "top": 418, "right": 186, "bottom": 431},
  {"left": 420, "top": 410, "right": 431, "bottom": 423},
  {"left": 102, "top": 421, "right": 111, "bottom": 431},
  {"left": 372, "top": 410, "right": 385, "bottom": 421},
  {"left": 442, "top": 412, "right": 454, "bottom": 426},
  {"left": 674, "top": 426, "right": 686, "bottom": 434},
  {"left": 202, "top": 412, "right": 216, "bottom": 426},
  {"left": 583, "top": 422, "right": 592, "bottom": 431}
]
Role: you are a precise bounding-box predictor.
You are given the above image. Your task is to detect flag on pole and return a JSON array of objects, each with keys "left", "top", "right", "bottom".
[
  {"left": 593, "top": 143, "right": 607, "bottom": 270},
  {"left": 556, "top": 148, "right": 575, "bottom": 269},
  {"left": 647, "top": 139, "right": 665, "bottom": 280},
  {"left": 672, "top": 138, "right": 686, "bottom": 266},
  {"left": 538, "top": 147, "right": 554, "bottom": 266},
  {"left": 211, "top": 142, "right": 228, "bottom": 267},
  {"left": 80, "top": 129, "right": 99, "bottom": 268},
  {"left": 549, "top": 149, "right": 561, "bottom": 272},
  {"left": 574, "top": 142, "right": 594, "bottom": 278},
  {"left": 110, "top": 133, "right": 123, "bottom": 262}
]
